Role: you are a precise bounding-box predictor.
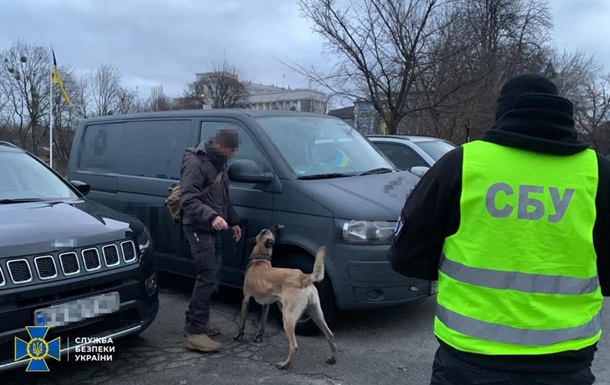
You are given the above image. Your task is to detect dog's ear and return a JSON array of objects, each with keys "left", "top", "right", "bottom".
[{"left": 269, "top": 224, "right": 281, "bottom": 238}]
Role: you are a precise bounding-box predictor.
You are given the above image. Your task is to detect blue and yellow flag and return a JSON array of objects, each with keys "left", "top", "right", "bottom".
[
  {"left": 52, "top": 49, "right": 72, "bottom": 106},
  {"left": 333, "top": 148, "right": 350, "bottom": 168}
]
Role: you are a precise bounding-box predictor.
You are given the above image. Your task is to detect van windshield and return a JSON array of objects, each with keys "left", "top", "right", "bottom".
[
  {"left": 256, "top": 116, "right": 395, "bottom": 178},
  {"left": 0, "top": 152, "right": 79, "bottom": 202}
]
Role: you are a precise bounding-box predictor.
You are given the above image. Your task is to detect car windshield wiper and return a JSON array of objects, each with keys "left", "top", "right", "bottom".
[
  {"left": 298, "top": 173, "right": 355, "bottom": 180},
  {"left": 0, "top": 198, "right": 45, "bottom": 204},
  {"left": 359, "top": 167, "right": 395, "bottom": 176}
]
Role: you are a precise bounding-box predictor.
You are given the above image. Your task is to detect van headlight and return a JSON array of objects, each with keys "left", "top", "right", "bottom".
[{"left": 336, "top": 220, "right": 395, "bottom": 245}]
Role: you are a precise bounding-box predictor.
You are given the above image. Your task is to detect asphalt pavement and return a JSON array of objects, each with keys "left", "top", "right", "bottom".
[{"left": 4, "top": 274, "right": 609, "bottom": 385}]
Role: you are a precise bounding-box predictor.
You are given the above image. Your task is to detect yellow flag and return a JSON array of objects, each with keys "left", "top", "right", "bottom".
[
  {"left": 52, "top": 49, "right": 72, "bottom": 105},
  {"left": 380, "top": 118, "right": 387, "bottom": 135}
]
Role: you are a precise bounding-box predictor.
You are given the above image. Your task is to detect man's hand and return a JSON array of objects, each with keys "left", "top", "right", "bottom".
[
  {"left": 232, "top": 225, "right": 242, "bottom": 242},
  {"left": 211, "top": 216, "right": 228, "bottom": 231}
]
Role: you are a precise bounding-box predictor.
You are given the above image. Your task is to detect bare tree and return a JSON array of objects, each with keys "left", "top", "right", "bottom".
[
  {"left": 411, "top": 0, "right": 552, "bottom": 142},
  {"left": 116, "top": 86, "right": 141, "bottom": 114},
  {"left": 185, "top": 58, "right": 248, "bottom": 109},
  {"left": 0, "top": 41, "right": 51, "bottom": 153},
  {"left": 574, "top": 74, "right": 610, "bottom": 154},
  {"left": 547, "top": 49, "right": 599, "bottom": 101},
  {"left": 90, "top": 64, "right": 122, "bottom": 116},
  {"left": 296, "top": 0, "right": 462, "bottom": 134},
  {"left": 145, "top": 85, "right": 175, "bottom": 111}
]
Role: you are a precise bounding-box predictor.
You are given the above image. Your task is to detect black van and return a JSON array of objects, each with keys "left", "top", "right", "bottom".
[
  {"left": 0, "top": 142, "right": 158, "bottom": 371},
  {"left": 68, "top": 110, "right": 434, "bottom": 334}
]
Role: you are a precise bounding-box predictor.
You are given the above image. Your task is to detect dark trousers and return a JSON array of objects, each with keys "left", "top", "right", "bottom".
[
  {"left": 183, "top": 226, "right": 222, "bottom": 335},
  {"left": 430, "top": 346, "right": 596, "bottom": 385}
]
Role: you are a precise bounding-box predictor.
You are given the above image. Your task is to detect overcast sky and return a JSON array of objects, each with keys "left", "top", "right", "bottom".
[{"left": 0, "top": 0, "right": 608, "bottom": 99}]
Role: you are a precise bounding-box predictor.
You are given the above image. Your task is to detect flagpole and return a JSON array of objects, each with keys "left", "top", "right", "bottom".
[{"left": 49, "top": 45, "right": 53, "bottom": 169}]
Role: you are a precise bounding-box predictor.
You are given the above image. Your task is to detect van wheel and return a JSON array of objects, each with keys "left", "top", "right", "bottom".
[{"left": 272, "top": 254, "right": 338, "bottom": 336}]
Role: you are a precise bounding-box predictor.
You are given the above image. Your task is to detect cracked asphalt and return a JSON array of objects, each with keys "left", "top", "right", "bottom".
[{"left": 4, "top": 274, "right": 609, "bottom": 385}]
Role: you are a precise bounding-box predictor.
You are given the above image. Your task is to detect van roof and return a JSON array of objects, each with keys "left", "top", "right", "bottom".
[{"left": 79, "top": 109, "right": 333, "bottom": 124}]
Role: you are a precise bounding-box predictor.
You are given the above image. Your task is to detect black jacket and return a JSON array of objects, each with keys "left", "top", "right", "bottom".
[
  {"left": 387, "top": 106, "right": 610, "bottom": 373},
  {"left": 179, "top": 143, "right": 239, "bottom": 233}
]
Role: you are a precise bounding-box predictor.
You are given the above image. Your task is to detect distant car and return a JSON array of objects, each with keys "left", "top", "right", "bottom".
[
  {"left": 368, "top": 135, "right": 457, "bottom": 176},
  {"left": 0, "top": 141, "right": 158, "bottom": 371}
]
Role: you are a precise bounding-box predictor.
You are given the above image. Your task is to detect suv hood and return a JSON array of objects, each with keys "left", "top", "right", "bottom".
[
  {"left": 0, "top": 200, "right": 144, "bottom": 257},
  {"left": 295, "top": 170, "right": 419, "bottom": 220}
]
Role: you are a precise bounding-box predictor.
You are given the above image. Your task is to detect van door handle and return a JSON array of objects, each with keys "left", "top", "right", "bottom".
[{"left": 167, "top": 186, "right": 176, "bottom": 192}]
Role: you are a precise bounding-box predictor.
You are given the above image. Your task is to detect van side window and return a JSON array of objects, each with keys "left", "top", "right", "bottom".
[
  {"left": 78, "top": 123, "right": 125, "bottom": 172},
  {"left": 118, "top": 120, "right": 191, "bottom": 179},
  {"left": 200, "top": 122, "right": 269, "bottom": 172}
]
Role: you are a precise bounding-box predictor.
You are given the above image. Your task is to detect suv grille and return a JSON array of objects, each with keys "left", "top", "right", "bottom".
[
  {"left": 35, "top": 256, "right": 57, "bottom": 279},
  {"left": 121, "top": 241, "right": 137, "bottom": 262},
  {"left": 60, "top": 252, "right": 80, "bottom": 275},
  {"left": 3, "top": 240, "right": 136, "bottom": 286},
  {"left": 102, "top": 245, "right": 120, "bottom": 266},
  {"left": 7, "top": 259, "right": 33, "bottom": 283},
  {"left": 82, "top": 248, "right": 101, "bottom": 271}
]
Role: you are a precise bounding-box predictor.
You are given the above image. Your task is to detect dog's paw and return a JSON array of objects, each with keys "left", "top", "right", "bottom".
[
  {"left": 252, "top": 335, "right": 263, "bottom": 343},
  {"left": 276, "top": 361, "right": 290, "bottom": 370},
  {"left": 326, "top": 356, "right": 337, "bottom": 365},
  {"left": 233, "top": 333, "right": 244, "bottom": 342}
]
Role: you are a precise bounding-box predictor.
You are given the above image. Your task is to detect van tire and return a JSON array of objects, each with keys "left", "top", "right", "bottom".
[{"left": 272, "top": 254, "right": 338, "bottom": 336}]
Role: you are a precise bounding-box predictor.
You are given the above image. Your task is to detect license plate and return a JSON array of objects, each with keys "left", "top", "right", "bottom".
[{"left": 34, "top": 292, "right": 121, "bottom": 327}]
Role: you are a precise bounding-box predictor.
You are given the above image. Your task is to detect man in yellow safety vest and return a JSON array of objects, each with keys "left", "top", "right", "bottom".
[{"left": 388, "top": 73, "right": 608, "bottom": 385}]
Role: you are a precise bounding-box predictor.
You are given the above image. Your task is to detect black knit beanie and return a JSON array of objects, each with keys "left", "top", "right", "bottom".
[{"left": 495, "top": 73, "right": 572, "bottom": 121}]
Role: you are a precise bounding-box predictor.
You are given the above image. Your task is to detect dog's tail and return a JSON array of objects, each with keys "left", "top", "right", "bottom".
[{"left": 311, "top": 246, "right": 326, "bottom": 282}]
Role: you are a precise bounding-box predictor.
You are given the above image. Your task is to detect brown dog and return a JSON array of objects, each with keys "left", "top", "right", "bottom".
[{"left": 233, "top": 228, "right": 337, "bottom": 369}]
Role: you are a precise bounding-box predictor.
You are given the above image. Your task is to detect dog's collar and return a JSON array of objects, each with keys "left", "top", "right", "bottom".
[{"left": 249, "top": 253, "right": 272, "bottom": 262}]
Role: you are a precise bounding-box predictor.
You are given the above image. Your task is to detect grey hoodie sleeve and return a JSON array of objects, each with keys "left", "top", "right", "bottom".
[
  {"left": 179, "top": 151, "right": 218, "bottom": 225},
  {"left": 223, "top": 168, "right": 239, "bottom": 226}
]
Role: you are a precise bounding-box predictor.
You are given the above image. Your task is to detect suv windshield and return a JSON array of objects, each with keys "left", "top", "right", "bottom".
[
  {"left": 0, "top": 152, "right": 79, "bottom": 202},
  {"left": 416, "top": 140, "right": 456, "bottom": 161},
  {"left": 256, "top": 116, "right": 395, "bottom": 178}
]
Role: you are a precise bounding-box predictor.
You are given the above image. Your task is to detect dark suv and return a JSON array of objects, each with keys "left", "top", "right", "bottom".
[{"left": 0, "top": 142, "right": 158, "bottom": 371}]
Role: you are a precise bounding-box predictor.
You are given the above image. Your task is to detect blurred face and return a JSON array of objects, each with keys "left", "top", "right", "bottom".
[
  {"left": 209, "top": 141, "right": 236, "bottom": 163},
  {"left": 218, "top": 144, "right": 235, "bottom": 159}
]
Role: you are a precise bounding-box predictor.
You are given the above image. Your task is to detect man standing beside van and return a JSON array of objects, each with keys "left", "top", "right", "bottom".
[
  {"left": 180, "top": 127, "right": 241, "bottom": 353},
  {"left": 388, "top": 74, "right": 609, "bottom": 384}
]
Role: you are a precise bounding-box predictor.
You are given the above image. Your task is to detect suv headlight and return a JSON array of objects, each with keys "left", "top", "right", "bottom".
[
  {"left": 137, "top": 227, "right": 152, "bottom": 254},
  {"left": 336, "top": 219, "right": 395, "bottom": 245}
]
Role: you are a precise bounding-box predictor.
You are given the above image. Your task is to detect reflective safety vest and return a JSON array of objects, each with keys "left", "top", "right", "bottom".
[{"left": 436, "top": 140, "right": 603, "bottom": 355}]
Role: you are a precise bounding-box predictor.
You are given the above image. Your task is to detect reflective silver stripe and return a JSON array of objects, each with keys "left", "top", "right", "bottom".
[
  {"left": 436, "top": 304, "right": 601, "bottom": 346},
  {"left": 440, "top": 258, "right": 599, "bottom": 295}
]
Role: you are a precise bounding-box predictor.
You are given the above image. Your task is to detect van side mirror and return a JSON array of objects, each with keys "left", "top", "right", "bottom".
[
  {"left": 228, "top": 160, "right": 274, "bottom": 184},
  {"left": 410, "top": 166, "right": 430, "bottom": 177},
  {"left": 70, "top": 180, "right": 91, "bottom": 196}
]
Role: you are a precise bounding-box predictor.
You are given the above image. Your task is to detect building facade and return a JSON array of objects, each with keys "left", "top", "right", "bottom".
[
  {"left": 240, "top": 82, "right": 327, "bottom": 114},
  {"left": 194, "top": 72, "right": 327, "bottom": 113}
]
